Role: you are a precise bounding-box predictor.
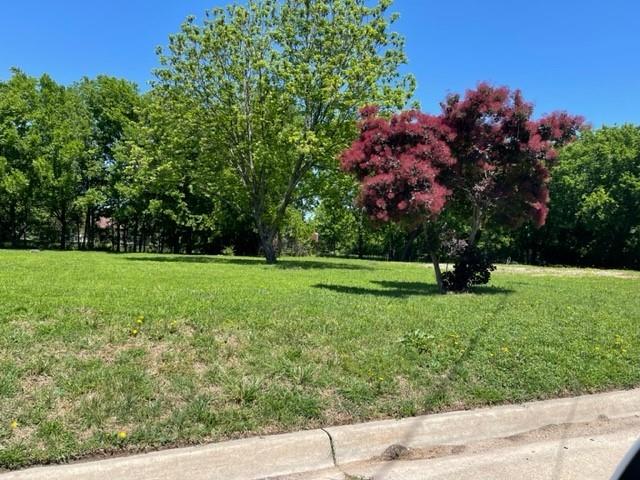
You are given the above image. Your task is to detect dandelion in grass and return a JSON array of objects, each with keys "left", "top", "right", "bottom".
[
  {"left": 117, "top": 430, "right": 127, "bottom": 440},
  {"left": 10, "top": 419, "right": 18, "bottom": 430},
  {"left": 169, "top": 319, "right": 178, "bottom": 333}
]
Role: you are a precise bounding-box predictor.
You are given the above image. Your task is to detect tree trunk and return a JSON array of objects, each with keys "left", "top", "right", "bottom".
[
  {"left": 468, "top": 205, "right": 482, "bottom": 247},
  {"left": 431, "top": 252, "right": 445, "bottom": 294},
  {"left": 116, "top": 223, "right": 121, "bottom": 252},
  {"left": 357, "top": 213, "right": 364, "bottom": 259},
  {"left": 401, "top": 227, "right": 421, "bottom": 261},
  {"left": 60, "top": 208, "right": 67, "bottom": 250},
  {"left": 172, "top": 230, "right": 180, "bottom": 254},
  {"left": 10, "top": 203, "right": 18, "bottom": 248},
  {"left": 185, "top": 228, "right": 194, "bottom": 255},
  {"left": 88, "top": 210, "right": 95, "bottom": 249},
  {"left": 258, "top": 225, "right": 277, "bottom": 264},
  {"left": 262, "top": 240, "right": 277, "bottom": 264},
  {"left": 82, "top": 209, "right": 89, "bottom": 249}
]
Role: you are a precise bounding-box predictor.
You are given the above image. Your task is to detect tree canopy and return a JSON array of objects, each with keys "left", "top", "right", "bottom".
[
  {"left": 341, "top": 84, "right": 585, "bottom": 291},
  {"left": 341, "top": 106, "right": 454, "bottom": 224},
  {"left": 540, "top": 125, "right": 640, "bottom": 268},
  {"left": 154, "top": 0, "right": 414, "bottom": 262}
]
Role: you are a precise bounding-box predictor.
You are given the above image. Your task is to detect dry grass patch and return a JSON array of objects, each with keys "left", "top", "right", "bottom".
[{"left": 496, "top": 264, "right": 640, "bottom": 279}]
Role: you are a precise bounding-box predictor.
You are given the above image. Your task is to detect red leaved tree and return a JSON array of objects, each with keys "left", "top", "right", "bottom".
[
  {"left": 342, "top": 84, "right": 585, "bottom": 292},
  {"left": 340, "top": 106, "right": 455, "bottom": 290},
  {"left": 441, "top": 83, "right": 585, "bottom": 248}
]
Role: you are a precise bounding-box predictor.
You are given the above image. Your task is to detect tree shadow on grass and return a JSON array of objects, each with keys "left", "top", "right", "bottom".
[
  {"left": 314, "top": 280, "right": 513, "bottom": 298},
  {"left": 124, "top": 255, "right": 372, "bottom": 270}
]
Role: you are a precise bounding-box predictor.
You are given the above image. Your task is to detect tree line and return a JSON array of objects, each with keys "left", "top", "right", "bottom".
[{"left": 1, "top": 0, "right": 638, "bottom": 269}]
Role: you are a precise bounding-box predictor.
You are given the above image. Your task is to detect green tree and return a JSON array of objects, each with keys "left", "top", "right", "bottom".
[
  {"left": 155, "top": 0, "right": 414, "bottom": 262},
  {"left": 0, "top": 70, "right": 39, "bottom": 246},
  {"left": 544, "top": 125, "right": 640, "bottom": 267},
  {"left": 311, "top": 170, "right": 361, "bottom": 255},
  {"left": 75, "top": 76, "right": 141, "bottom": 249},
  {"left": 32, "top": 75, "right": 93, "bottom": 249},
  {"left": 114, "top": 89, "right": 239, "bottom": 253}
]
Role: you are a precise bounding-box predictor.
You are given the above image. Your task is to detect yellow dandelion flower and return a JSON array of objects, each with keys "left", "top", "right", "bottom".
[
  {"left": 10, "top": 419, "right": 18, "bottom": 430},
  {"left": 117, "top": 430, "right": 127, "bottom": 440},
  {"left": 131, "top": 328, "right": 139, "bottom": 336}
]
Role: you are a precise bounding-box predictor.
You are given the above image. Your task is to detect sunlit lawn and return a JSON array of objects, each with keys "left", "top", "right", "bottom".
[{"left": 0, "top": 250, "right": 639, "bottom": 469}]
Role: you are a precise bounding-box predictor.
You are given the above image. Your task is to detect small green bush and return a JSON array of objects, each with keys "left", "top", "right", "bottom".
[{"left": 221, "top": 245, "right": 235, "bottom": 256}]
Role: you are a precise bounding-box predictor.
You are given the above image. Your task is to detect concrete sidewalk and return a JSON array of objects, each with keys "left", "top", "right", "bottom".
[{"left": 2, "top": 389, "right": 639, "bottom": 480}]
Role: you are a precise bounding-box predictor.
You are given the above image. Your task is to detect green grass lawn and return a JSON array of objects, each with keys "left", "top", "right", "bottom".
[{"left": 1, "top": 250, "right": 639, "bottom": 469}]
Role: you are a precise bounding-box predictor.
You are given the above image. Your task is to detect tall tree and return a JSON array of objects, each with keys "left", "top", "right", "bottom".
[
  {"left": 341, "top": 107, "right": 455, "bottom": 289},
  {"left": 342, "top": 84, "right": 585, "bottom": 292},
  {"left": 33, "top": 75, "right": 92, "bottom": 249},
  {"left": 440, "top": 83, "right": 584, "bottom": 248},
  {"left": 155, "top": 0, "right": 414, "bottom": 262},
  {"left": 75, "top": 76, "right": 141, "bottom": 249},
  {"left": 0, "top": 70, "right": 39, "bottom": 246},
  {"left": 113, "top": 90, "right": 225, "bottom": 253},
  {"left": 543, "top": 125, "right": 640, "bottom": 267}
]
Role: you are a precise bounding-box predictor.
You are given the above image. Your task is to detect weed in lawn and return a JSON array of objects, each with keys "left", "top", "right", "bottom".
[{"left": 400, "top": 329, "right": 435, "bottom": 354}]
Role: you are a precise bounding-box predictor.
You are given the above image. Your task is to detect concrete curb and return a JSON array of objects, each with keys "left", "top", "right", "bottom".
[
  {"left": 2, "top": 388, "right": 639, "bottom": 480},
  {"left": 0, "top": 430, "right": 334, "bottom": 480},
  {"left": 324, "top": 387, "right": 640, "bottom": 465}
]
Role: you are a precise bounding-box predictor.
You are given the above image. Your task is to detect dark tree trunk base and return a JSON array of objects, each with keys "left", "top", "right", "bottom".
[
  {"left": 431, "top": 253, "right": 445, "bottom": 294},
  {"left": 259, "top": 227, "right": 278, "bottom": 264}
]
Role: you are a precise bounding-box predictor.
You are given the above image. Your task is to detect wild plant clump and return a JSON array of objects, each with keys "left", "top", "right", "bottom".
[{"left": 442, "top": 246, "right": 496, "bottom": 292}]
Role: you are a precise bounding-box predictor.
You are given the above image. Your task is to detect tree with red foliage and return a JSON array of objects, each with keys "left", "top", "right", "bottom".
[
  {"left": 342, "top": 84, "right": 585, "bottom": 292},
  {"left": 340, "top": 106, "right": 456, "bottom": 290},
  {"left": 341, "top": 106, "right": 455, "bottom": 223},
  {"left": 441, "top": 83, "right": 585, "bottom": 248}
]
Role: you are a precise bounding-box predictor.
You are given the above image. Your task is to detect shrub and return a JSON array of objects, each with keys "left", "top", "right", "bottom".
[
  {"left": 221, "top": 245, "right": 235, "bottom": 257},
  {"left": 442, "top": 245, "right": 496, "bottom": 292}
]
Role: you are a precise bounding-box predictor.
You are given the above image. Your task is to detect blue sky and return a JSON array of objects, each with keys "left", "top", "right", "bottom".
[{"left": 1, "top": 0, "right": 638, "bottom": 126}]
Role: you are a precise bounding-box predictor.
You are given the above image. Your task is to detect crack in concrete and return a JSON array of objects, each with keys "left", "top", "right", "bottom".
[
  {"left": 321, "top": 428, "right": 337, "bottom": 466},
  {"left": 320, "top": 429, "right": 375, "bottom": 480}
]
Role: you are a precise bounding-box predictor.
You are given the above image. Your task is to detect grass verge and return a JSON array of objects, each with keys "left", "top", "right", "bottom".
[{"left": 0, "top": 250, "right": 638, "bottom": 469}]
